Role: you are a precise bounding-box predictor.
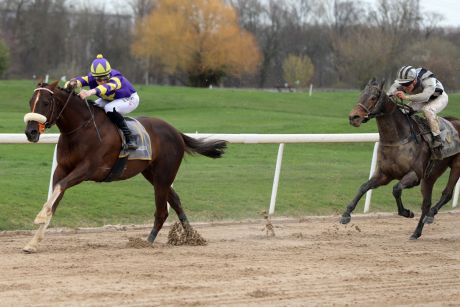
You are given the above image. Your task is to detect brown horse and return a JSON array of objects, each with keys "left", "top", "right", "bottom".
[
  {"left": 340, "top": 78, "right": 460, "bottom": 239},
  {"left": 23, "top": 81, "right": 226, "bottom": 253}
]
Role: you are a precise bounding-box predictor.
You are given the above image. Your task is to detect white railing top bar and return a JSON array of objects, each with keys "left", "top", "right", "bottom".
[{"left": 0, "top": 133, "right": 380, "bottom": 144}]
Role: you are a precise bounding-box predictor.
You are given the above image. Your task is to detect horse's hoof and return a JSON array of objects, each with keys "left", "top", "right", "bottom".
[
  {"left": 22, "top": 245, "right": 37, "bottom": 253},
  {"left": 409, "top": 234, "right": 419, "bottom": 240},
  {"left": 340, "top": 215, "right": 351, "bottom": 224},
  {"left": 423, "top": 215, "right": 434, "bottom": 224},
  {"left": 399, "top": 210, "right": 415, "bottom": 218}
]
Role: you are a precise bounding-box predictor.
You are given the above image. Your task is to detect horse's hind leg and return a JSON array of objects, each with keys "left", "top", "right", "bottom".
[
  {"left": 393, "top": 171, "right": 419, "bottom": 218},
  {"left": 146, "top": 185, "right": 170, "bottom": 243},
  {"left": 424, "top": 163, "right": 460, "bottom": 224},
  {"left": 168, "top": 187, "right": 189, "bottom": 226},
  {"left": 141, "top": 166, "right": 177, "bottom": 243},
  {"left": 340, "top": 173, "right": 391, "bottom": 224}
]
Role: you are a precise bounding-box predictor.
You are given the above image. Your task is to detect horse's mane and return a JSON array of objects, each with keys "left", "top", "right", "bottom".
[{"left": 56, "top": 86, "right": 96, "bottom": 105}]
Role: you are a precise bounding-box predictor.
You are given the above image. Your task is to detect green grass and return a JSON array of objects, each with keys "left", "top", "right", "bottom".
[{"left": 1, "top": 80, "right": 459, "bottom": 230}]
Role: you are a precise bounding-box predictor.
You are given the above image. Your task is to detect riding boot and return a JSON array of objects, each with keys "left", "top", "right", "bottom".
[
  {"left": 106, "top": 111, "right": 138, "bottom": 150},
  {"left": 432, "top": 134, "right": 442, "bottom": 149}
]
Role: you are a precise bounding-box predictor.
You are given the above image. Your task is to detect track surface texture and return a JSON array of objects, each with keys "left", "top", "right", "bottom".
[{"left": 1, "top": 212, "right": 459, "bottom": 306}]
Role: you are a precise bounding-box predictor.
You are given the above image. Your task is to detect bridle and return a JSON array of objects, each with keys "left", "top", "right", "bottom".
[
  {"left": 25, "top": 85, "right": 102, "bottom": 140},
  {"left": 25, "top": 86, "right": 73, "bottom": 133},
  {"left": 356, "top": 84, "right": 387, "bottom": 123}
]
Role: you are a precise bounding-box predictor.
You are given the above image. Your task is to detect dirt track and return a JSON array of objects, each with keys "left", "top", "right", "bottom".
[{"left": 1, "top": 211, "right": 459, "bottom": 306}]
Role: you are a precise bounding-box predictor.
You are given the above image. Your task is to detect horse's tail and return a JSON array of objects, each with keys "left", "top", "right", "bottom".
[{"left": 181, "top": 133, "right": 227, "bottom": 158}]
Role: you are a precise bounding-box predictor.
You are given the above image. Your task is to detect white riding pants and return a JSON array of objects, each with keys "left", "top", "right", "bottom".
[
  {"left": 409, "top": 92, "right": 448, "bottom": 135},
  {"left": 95, "top": 92, "right": 139, "bottom": 115}
]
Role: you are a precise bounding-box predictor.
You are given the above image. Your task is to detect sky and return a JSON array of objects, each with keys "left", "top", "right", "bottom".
[
  {"left": 419, "top": 0, "right": 460, "bottom": 26},
  {"left": 362, "top": 0, "right": 460, "bottom": 27}
]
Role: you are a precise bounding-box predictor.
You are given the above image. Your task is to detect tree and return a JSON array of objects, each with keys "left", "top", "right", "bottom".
[
  {"left": 282, "top": 54, "right": 314, "bottom": 88},
  {"left": 132, "top": 0, "right": 261, "bottom": 87},
  {"left": 401, "top": 37, "right": 460, "bottom": 90},
  {"left": 0, "top": 38, "right": 9, "bottom": 76},
  {"left": 333, "top": 26, "right": 394, "bottom": 87}
]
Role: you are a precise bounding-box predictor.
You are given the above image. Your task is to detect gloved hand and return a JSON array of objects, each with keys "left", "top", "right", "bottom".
[{"left": 64, "top": 79, "right": 78, "bottom": 90}]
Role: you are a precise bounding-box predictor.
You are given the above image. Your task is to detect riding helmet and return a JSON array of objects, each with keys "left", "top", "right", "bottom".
[
  {"left": 396, "top": 66, "right": 417, "bottom": 84},
  {"left": 90, "top": 54, "right": 112, "bottom": 77}
]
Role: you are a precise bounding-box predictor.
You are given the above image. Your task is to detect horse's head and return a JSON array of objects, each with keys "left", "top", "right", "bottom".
[
  {"left": 24, "top": 81, "right": 59, "bottom": 142},
  {"left": 349, "top": 78, "right": 386, "bottom": 127}
]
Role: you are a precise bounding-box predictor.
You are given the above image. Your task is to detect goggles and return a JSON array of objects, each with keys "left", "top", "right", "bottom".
[
  {"left": 399, "top": 79, "right": 415, "bottom": 87},
  {"left": 95, "top": 75, "right": 110, "bottom": 82}
]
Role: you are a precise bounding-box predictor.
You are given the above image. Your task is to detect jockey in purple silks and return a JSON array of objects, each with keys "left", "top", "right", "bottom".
[{"left": 65, "top": 54, "right": 139, "bottom": 149}]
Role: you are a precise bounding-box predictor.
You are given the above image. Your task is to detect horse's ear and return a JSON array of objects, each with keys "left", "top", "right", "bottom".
[
  {"left": 49, "top": 80, "right": 59, "bottom": 90},
  {"left": 367, "top": 77, "right": 378, "bottom": 86},
  {"left": 379, "top": 78, "right": 386, "bottom": 90}
]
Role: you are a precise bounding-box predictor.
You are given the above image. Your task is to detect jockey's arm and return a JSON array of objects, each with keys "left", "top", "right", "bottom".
[
  {"left": 64, "top": 76, "right": 90, "bottom": 89},
  {"left": 94, "top": 77, "right": 122, "bottom": 97},
  {"left": 405, "top": 78, "right": 436, "bottom": 103},
  {"left": 386, "top": 82, "right": 400, "bottom": 96}
]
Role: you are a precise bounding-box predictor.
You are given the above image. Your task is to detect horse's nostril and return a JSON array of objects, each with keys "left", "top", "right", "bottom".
[
  {"left": 25, "top": 128, "right": 39, "bottom": 141},
  {"left": 349, "top": 115, "right": 360, "bottom": 121}
]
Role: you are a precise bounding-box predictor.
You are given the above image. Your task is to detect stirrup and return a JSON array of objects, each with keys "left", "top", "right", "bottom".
[
  {"left": 126, "top": 142, "right": 138, "bottom": 150},
  {"left": 125, "top": 136, "right": 138, "bottom": 150}
]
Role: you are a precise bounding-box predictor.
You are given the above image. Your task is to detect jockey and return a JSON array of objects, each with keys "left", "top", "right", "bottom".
[
  {"left": 65, "top": 54, "right": 139, "bottom": 149},
  {"left": 387, "top": 65, "right": 448, "bottom": 149}
]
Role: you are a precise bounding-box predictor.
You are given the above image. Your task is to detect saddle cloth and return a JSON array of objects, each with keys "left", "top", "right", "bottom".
[
  {"left": 413, "top": 115, "right": 460, "bottom": 160},
  {"left": 118, "top": 117, "right": 152, "bottom": 160}
]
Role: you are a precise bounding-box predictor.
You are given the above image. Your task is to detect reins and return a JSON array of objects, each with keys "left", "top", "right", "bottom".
[
  {"left": 84, "top": 98, "right": 102, "bottom": 142},
  {"left": 33, "top": 86, "right": 102, "bottom": 141}
]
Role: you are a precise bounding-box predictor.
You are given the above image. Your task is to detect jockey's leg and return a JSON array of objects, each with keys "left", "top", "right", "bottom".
[
  {"left": 423, "top": 93, "right": 448, "bottom": 148},
  {"left": 424, "top": 109, "right": 442, "bottom": 147},
  {"left": 93, "top": 98, "right": 107, "bottom": 109},
  {"left": 104, "top": 95, "right": 139, "bottom": 150}
]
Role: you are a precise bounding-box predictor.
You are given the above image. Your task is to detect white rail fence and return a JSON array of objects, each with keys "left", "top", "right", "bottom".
[{"left": 1, "top": 133, "right": 458, "bottom": 213}]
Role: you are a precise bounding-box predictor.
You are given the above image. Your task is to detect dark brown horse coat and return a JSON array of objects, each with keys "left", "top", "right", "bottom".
[
  {"left": 23, "top": 81, "right": 226, "bottom": 252},
  {"left": 341, "top": 79, "right": 460, "bottom": 239}
]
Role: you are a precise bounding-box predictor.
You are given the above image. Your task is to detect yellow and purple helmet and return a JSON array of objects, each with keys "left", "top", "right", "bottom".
[{"left": 90, "top": 54, "right": 112, "bottom": 77}]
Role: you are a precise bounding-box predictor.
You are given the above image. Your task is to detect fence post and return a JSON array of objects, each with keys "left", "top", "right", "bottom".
[
  {"left": 452, "top": 180, "right": 460, "bottom": 208},
  {"left": 364, "top": 142, "right": 379, "bottom": 213},
  {"left": 269, "top": 143, "right": 285, "bottom": 215},
  {"left": 48, "top": 144, "right": 58, "bottom": 200}
]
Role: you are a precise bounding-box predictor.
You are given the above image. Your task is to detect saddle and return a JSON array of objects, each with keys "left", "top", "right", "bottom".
[
  {"left": 118, "top": 117, "right": 152, "bottom": 160},
  {"left": 104, "top": 117, "right": 152, "bottom": 182},
  {"left": 411, "top": 115, "right": 460, "bottom": 160}
]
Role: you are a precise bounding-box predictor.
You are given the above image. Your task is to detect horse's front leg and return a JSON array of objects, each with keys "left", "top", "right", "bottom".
[
  {"left": 392, "top": 171, "right": 419, "bottom": 218},
  {"left": 340, "top": 173, "right": 391, "bottom": 224},
  {"left": 23, "top": 162, "right": 91, "bottom": 253}
]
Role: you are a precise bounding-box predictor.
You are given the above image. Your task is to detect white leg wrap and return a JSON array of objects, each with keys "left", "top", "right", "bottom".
[{"left": 34, "top": 184, "right": 62, "bottom": 224}]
